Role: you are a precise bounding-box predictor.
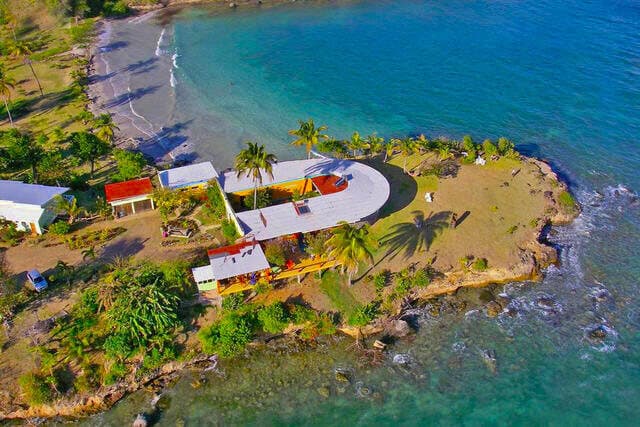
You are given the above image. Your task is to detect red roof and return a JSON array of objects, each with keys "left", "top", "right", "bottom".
[
  {"left": 207, "top": 240, "right": 255, "bottom": 258},
  {"left": 311, "top": 175, "right": 348, "bottom": 195},
  {"left": 105, "top": 178, "right": 153, "bottom": 203}
]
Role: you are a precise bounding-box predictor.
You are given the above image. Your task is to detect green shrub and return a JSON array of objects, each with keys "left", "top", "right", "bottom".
[
  {"left": 243, "top": 188, "right": 272, "bottom": 210},
  {"left": 253, "top": 280, "right": 273, "bottom": 295},
  {"left": 264, "top": 241, "right": 286, "bottom": 267},
  {"left": 18, "top": 372, "right": 53, "bottom": 405},
  {"left": 482, "top": 139, "right": 498, "bottom": 157},
  {"left": 412, "top": 269, "right": 431, "bottom": 287},
  {"left": 558, "top": 190, "right": 578, "bottom": 213},
  {"left": 113, "top": 149, "right": 146, "bottom": 181},
  {"left": 507, "top": 225, "right": 519, "bottom": 234},
  {"left": 104, "top": 361, "right": 127, "bottom": 385},
  {"left": 301, "top": 312, "right": 336, "bottom": 339},
  {"left": 373, "top": 270, "right": 388, "bottom": 293},
  {"left": 497, "top": 137, "right": 515, "bottom": 155},
  {"left": 198, "top": 312, "right": 256, "bottom": 358},
  {"left": 205, "top": 182, "right": 227, "bottom": 218},
  {"left": 347, "top": 302, "right": 378, "bottom": 327},
  {"left": 68, "top": 22, "right": 94, "bottom": 45},
  {"left": 257, "top": 302, "right": 290, "bottom": 334},
  {"left": 289, "top": 304, "right": 315, "bottom": 324},
  {"left": 141, "top": 346, "right": 176, "bottom": 372},
  {"left": 48, "top": 221, "right": 70, "bottom": 235},
  {"left": 103, "top": 0, "right": 130, "bottom": 16},
  {"left": 221, "top": 293, "right": 244, "bottom": 311},
  {"left": 103, "top": 332, "right": 132, "bottom": 360},
  {"left": 221, "top": 219, "right": 239, "bottom": 242},
  {"left": 472, "top": 258, "right": 489, "bottom": 271},
  {"left": 74, "top": 363, "right": 102, "bottom": 393}
]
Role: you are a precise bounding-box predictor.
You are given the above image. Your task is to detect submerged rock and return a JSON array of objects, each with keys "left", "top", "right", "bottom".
[
  {"left": 390, "top": 319, "right": 412, "bottom": 337},
  {"left": 392, "top": 353, "right": 412, "bottom": 365},
  {"left": 486, "top": 301, "right": 503, "bottom": 317},
  {"left": 334, "top": 369, "right": 351, "bottom": 383},
  {"left": 317, "top": 387, "right": 330, "bottom": 398},
  {"left": 480, "top": 349, "right": 497, "bottom": 375},
  {"left": 588, "top": 325, "right": 608, "bottom": 341}
]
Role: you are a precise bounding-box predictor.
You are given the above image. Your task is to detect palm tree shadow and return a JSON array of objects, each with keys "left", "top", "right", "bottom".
[{"left": 379, "top": 210, "right": 452, "bottom": 260}]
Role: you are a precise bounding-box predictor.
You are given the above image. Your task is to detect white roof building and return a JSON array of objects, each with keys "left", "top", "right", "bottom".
[
  {"left": 220, "top": 158, "right": 391, "bottom": 241},
  {"left": 0, "top": 180, "right": 69, "bottom": 234},
  {"left": 159, "top": 162, "right": 219, "bottom": 190}
]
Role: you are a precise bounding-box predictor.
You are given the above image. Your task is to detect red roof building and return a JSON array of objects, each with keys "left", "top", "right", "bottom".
[{"left": 104, "top": 178, "right": 155, "bottom": 218}]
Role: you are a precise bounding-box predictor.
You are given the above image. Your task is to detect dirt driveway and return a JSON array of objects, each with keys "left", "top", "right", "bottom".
[{"left": 5, "top": 210, "right": 210, "bottom": 281}]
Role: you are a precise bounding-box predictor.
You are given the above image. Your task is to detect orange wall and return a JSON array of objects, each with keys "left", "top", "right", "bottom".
[{"left": 230, "top": 178, "right": 313, "bottom": 202}]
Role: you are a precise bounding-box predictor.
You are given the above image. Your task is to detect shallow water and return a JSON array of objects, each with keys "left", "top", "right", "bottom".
[{"left": 89, "top": 0, "right": 640, "bottom": 424}]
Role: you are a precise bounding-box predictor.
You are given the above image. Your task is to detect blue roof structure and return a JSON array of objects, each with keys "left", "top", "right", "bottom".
[
  {"left": 0, "top": 180, "right": 69, "bottom": 206},
  {"left": 158, "top": 162, "right": 218, "bottom": 190}
]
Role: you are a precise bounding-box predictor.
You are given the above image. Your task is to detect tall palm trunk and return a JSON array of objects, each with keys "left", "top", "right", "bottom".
[
  {"left": 31, "top": 163, "right": 38, "bottom": 184},
  {"left": 25, "top": 58, "right": 43, "bottom": 96},
  {"left": 253, "top": 184, "right": 258, "bottom": 210},
  {"left": 2, "top": 97, "right": 13, "bottom": 127}
]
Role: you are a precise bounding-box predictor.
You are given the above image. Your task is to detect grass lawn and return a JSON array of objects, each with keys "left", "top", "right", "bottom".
[
  {"left": 318, "top": 270, "right": 360, "bottom": 317},
  {"left": 369, "top": 153, "right": 559, "bottom": 274}
]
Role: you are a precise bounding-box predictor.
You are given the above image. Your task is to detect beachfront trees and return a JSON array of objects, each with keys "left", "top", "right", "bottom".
[
  {"left": 70, "top": 131, "right": 110, "bottom": 178},
  {"left": 395, "top": 137, "right": 417, "bottom": 173},
  {"left": 0, "top": 63, "right": 15, "bottom": 127},
  {"left": 317, "top": 137, "right": 348, "bottom": 158},
  {"left": 288, "top": 119, "right": 328, "bottom": 159},
  {"left": 93, "top": 113, "right": 119, "bottom": 145},
  {"left": 366, "top": 134, "right": 385, "bottom": 159},
  {"left": 113, "top": 148, "right": 146, "bottom": 181},
  {"left": 5, "top": 129, "right": 45, "bottom": 183},
  {"left": 347, "top": 131, "right": 366, "bottom": 158},
  {"left": 383, "top": 138, "right": 396, "bottom": 163},
  {"left": 235, "top": 142, "right": 277, "bottom": 210},
  {"left": 327, "top": 221, "right": 377, "bottom": 286},
  {"left": 9, "top": 40, "right": 43, "bottom": 97}
]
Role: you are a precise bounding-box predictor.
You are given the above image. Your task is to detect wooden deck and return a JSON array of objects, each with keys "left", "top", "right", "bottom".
[{"left": 273, "top": 257, "right": 341, "bottom": 280}]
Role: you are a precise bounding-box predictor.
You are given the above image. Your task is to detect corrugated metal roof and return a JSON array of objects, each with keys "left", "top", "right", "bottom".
[
  {"left": 158, "top": 162, "right": 218, "bottom": 189},
  {"left": 208, "top": 241, "right": 270, "bottom": 281},
  {"left": 0, "top": 180, "right": 69, "bottom": 206},
  {"left": 192, "top": 265, "right": 215, "bottom": 283},
  {"left": 232, "top": 159, "right": 391, "bottom": 241},
  {"left": 219, "top": 159, "right": 333, "bottom": 193},
  {"left": 104, "top": 178, "right": 153, "bottom": 203}
]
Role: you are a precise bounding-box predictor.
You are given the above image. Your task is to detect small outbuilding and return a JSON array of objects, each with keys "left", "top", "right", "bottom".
[
  {"left": 105, "top": 177, "right": 155, "bottom": 218},
  {"left": 158, "top": 162, "right": 218, "bottom": 191},
  {"left": 0, "top": 180, "right": 69, "bottom": 234}
]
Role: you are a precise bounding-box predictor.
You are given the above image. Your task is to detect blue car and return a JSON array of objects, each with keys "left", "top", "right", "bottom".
[{"left": 27, "top": 269, "right": 48, "bottom": 292}]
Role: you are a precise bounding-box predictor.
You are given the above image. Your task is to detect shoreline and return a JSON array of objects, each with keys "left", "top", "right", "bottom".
[
  {"left": 1, "top": 155, "right": 579, "bottom": 420},
  {"left": 0, "top": 3, "right": 583, "bottom": 421}
]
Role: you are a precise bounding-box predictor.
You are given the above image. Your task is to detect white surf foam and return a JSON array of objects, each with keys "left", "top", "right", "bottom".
[{"left": 155, "top": 28, "right": 166, "bottom": 57}]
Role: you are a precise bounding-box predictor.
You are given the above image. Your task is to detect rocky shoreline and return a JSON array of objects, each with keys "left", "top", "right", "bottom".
[{"left": 1, "top": 155, "right": 578, "bottom": 422}]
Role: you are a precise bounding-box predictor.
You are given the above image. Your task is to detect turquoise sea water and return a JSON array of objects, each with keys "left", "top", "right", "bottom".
[{"left": 91, "top": 0, "right": 640, "bottom": 424}]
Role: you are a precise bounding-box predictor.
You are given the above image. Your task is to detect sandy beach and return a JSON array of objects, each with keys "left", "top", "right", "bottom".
[{"left": 88, "top": 12, "right": 196, "bottom": 165}]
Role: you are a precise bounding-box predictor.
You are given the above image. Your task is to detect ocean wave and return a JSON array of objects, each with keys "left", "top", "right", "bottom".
[
  {"left": 155, "top": 28, "right": 166, "bottom": 57},
  {"left": 172, "top": 51, "right": 179, "bottom": 69},
  {"left": 170, "top": 69, "right": 177, "bottom": 88}
]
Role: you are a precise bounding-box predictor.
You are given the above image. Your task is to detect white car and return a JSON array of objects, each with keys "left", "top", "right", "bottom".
[{"left": 27, "top": 269, "right": 48, "bottom": 292}]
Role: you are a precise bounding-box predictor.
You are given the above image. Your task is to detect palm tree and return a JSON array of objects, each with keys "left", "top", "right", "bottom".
[
  {"left": 438, "top": 146, "right": 453, "bottom": 160},
  {"left": 93, "top": 113, "right": 120, "bottom": 145},
  {"left": 384, "top": 138, "right": 397, "bottom": 163},
  {"left": 347, "top": 131, "right": 366, "bottom": 158},
  {"left": 235, "top": 142, "right": 277, "bottom": 210},
  {"left": 288, "top": 119, "right": 328, "bottom": 159},
  {"left": 416, "top": 134, "right": 430, "bottom": 153},
  {"left": 9, "top": 41, "right": 43, "bottom": 97},
  {"left": 396, "top": 137, "right": 417, "bottom": 173},
  {"left": 0, "top": 64, "right": 16, "bottom": 127},
  {"left": 365, "top": 134, "right": 385, "bottom": 159},
  {"left": 54, "top": 195, "right": 86, "bottom": 224},
  {"left": 81, "top": 246, "right": 96, "bottom": 261},
  {"left": 326, "top": 221, "right": 377, "bottom": 286}
]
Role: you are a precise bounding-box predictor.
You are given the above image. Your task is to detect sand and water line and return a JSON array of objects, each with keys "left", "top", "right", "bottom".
[{"left": 88, "top": 0, "right": 640, "bottom": 424}]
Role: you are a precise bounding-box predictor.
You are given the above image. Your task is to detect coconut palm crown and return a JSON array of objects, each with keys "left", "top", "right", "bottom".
[
  {"left": 235, "top": 142, "right": 278, "bottom": 210},
  {"left": 288, "top": 119, "right": 328, "bottom": 159},
  {"left": 326, "top": 221, "right": 377, "bottom": 286}
]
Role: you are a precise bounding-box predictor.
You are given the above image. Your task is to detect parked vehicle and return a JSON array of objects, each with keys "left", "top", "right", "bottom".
[{"left": 27, "top": 269, "right": 48, "bottom": 292}]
